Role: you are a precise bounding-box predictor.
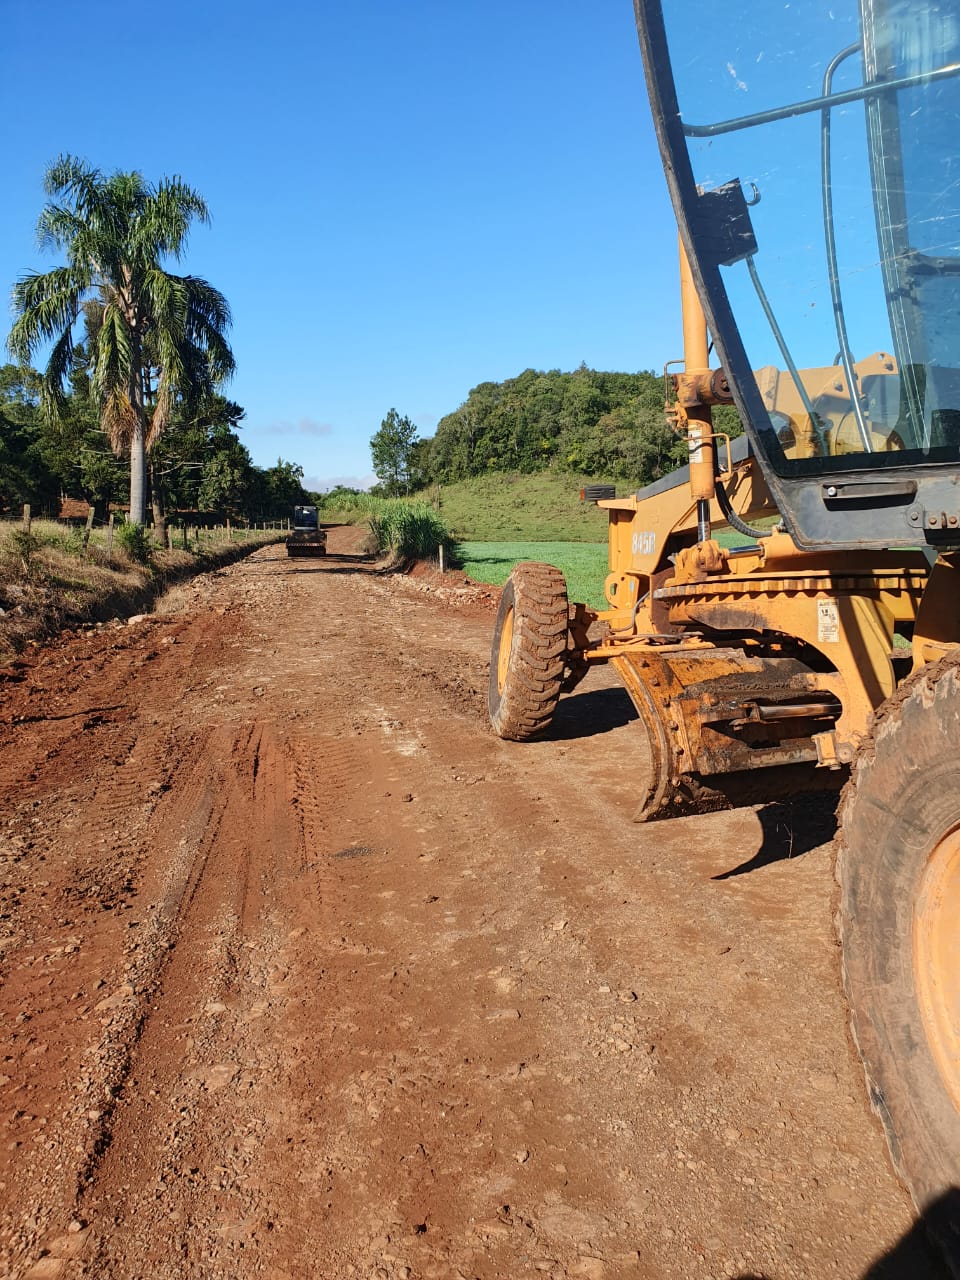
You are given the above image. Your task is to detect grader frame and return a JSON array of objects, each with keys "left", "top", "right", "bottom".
[{"left": 552, "top": 247, "right": 943, "bottom": 819}]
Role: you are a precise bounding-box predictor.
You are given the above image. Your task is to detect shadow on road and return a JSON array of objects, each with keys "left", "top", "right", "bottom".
[
  {"left": 713, "top": 796, "right": 839, "bottom": 879},
  {"left": 217, "top": 554, "right": 374, "bottom": 579},
  {"left": 731, "top": 1188, "right": 958, "bottom": 1278},
  {"left": 284, "top": 554, "right": 376, "bottom": 573},
  {"left": 548, "top": 685, "right": 638, "bottom": 739},
  {"left": 862, "top": 1188, "right": 958, "bottom": 1278}
]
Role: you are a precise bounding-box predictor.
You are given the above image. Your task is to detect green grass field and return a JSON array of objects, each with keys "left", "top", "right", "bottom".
[
  {"left": 456, "top": 540, "right": 609, "bottom": 610},
  {"left": 414, "top": 471, "right": 615, "bottom": 542}
]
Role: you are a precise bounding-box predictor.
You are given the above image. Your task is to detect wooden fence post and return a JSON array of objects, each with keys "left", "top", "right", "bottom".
[
  {"left": 22, "top": 503, "right": 31, "bottom": 533},
  {"left": 81, "top": 505, "right": 95, "bottom": 554},
  {"left": 106, "top": 513, "right": 115, "bottom": 554},
  {"left": 167, "top": 525, "right": 174, "bottom": 551}
]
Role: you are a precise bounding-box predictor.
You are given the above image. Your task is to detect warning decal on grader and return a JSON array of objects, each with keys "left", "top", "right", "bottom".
[{"left": 817, "top": 600, "right": 840, "bottom": 644}]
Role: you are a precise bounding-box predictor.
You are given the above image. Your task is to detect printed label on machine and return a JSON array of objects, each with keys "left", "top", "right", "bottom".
[
  {"left": 631, "top": 530, "right": 656, "bottom": 558},
  {"left": 687, "top": 425, "right": 705, "bottom": 465},
  {"left": 817, "top": 599, "right": 840, "bottom": 644}
]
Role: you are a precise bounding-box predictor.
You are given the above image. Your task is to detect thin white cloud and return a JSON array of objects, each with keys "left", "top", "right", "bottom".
[{"left": 263, "top": 417, "right": 334, "bottom": 437}]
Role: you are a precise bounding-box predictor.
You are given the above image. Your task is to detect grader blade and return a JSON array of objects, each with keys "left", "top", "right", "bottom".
[
  {"left": 631, "top": 759, "right": 847, "bottom": 823},
  {"left": 610, "top": 649, "right": 845, "bottom": 821}
]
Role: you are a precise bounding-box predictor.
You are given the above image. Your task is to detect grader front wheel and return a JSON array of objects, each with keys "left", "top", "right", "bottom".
[
  {"left": 488, "top": 562, "right": 569, "bottom": 741},
  {"left": 838, "top": 655, "right": 960, "bottom": 1266}
]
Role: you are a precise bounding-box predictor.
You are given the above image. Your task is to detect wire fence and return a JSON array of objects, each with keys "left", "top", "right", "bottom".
[{"left": 1, "top": 504, "right": 288, "bottom": 559}]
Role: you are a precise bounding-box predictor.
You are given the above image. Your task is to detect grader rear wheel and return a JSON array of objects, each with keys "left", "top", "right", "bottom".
[
  {"left": 488, "top": 562, "right": 568, "bottom": 741},
  {"left": 838, "top": 655, "right": 960, "bottom": 1268}
]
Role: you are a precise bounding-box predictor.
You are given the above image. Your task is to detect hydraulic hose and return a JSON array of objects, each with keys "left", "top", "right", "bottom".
[{"left": 714, "top": 471, "right": 770, "bottom": 541}]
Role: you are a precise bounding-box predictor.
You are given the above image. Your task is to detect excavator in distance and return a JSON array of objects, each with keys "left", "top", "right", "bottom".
[{"left": 488, "top": 0, "right": 960, "bottom": 1259}]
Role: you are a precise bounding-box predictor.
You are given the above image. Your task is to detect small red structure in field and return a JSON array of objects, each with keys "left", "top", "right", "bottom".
[{"left": 58, "top": 498, "right": 92, "bottom": 521}]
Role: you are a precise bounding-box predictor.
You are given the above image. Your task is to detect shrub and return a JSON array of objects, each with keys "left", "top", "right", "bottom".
[
  {"left": 8, "top": 529, "right": 39, "bottom": 560},
  {"left": 114, "top": 522, "right": 153, "bottom": 564},
  {"left": 366, "top": 499, "right": 451, "bottom": 560},
  {"left": 48, "top": 526, "right": 85, "bottom": 556},
  {"left": 5, "top": 529, "right": 40, "bottom": 576}
]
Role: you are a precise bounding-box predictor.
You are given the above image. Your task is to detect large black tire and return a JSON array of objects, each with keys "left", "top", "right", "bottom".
[
  {"left": 488, "top": 562, "right": 569, "bottom": 741},
  {"left": 838, "top": 654, "right": 960, "bottom": 1268}
]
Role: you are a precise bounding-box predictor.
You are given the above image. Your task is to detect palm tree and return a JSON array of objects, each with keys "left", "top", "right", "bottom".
[{"left": 8, "top": 155, "right": 234, "bottom": 524}]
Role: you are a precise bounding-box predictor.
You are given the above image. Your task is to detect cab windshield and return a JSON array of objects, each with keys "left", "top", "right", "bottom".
[{"left": 662, "top": 0, "right": 960, "bottom": 476}]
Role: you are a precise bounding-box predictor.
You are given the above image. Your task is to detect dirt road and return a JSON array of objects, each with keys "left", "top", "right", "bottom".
[{"left": 0, "top": 528, "right": 944, "bottom": 1279}]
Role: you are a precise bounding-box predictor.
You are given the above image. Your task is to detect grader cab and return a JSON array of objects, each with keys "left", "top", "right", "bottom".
[{"left": 490, "top": 0, "right": 960, "bottom": 1254}]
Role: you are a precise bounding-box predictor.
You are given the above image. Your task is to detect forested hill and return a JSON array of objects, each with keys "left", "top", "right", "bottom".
[{"left": 413, "top": 364, "right": 734, "bottom": 491}]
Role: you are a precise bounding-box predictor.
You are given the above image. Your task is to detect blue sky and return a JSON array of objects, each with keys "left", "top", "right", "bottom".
[{"left": 1, "top": 0, "right": 681, "bottom": 491}]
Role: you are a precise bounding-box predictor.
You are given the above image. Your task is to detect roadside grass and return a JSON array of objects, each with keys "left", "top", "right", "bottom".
[
  {"left": 367, "top": 502, "right": 451, "bottom": 560},
  {"left": 321, "top": 494, "right": 451, "bottom": 560},
  {"left": 0, "top": 518, "right": 282, "bottom": 657},
  {"left": 318, "top": 492, "right": 381, "bottom": 522},
  {"left": 456, "top": 540, "right": 609, "bottom": 611}
]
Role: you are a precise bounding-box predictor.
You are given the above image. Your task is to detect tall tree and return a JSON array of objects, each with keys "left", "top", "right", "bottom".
[
  {"left": 264, "top": 458, "right": 310, "bottom": 514},
  {"left": 370, "top": 408, "right": 418, "bottom": 496},
  {"left": 7, "top": 155, "right": 234, "bottom": 524},
  {"left": 148, "top": 394, "right": 247, "bottom": 533},
  {"left": 0, "top": 364, "right": 45, "bottom": 512}
]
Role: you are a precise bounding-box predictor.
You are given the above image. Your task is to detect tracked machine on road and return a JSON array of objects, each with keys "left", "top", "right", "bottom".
[{"left": 489, "top": 0, "right": 960, "bottom": 1253}]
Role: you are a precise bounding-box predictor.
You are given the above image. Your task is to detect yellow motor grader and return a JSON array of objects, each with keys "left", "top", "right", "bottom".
[{"left": 489, "top": 0, "right": 960, "bottom": 1254}]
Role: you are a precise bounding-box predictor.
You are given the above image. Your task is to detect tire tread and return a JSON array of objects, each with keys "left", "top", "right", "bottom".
[{"left": 488, "top": 562, "right": 569, "bottom": 741}]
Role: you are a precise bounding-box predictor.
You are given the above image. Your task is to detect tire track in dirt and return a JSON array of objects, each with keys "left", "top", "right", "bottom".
[
  {"left": 0, "top": 720, "right": 221, "bottom": 1275},
  {"left": 0, "top": 608, "right": 245, "bottom": 1276},
  {"left": 73, "top": 722, "right": 297, "bottom": 1277},
  {"left": 75, "top": 716, "right": 431, "bottom": 1278}
]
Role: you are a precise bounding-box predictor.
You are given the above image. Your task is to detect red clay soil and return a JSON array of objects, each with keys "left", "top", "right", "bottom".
[{"left": 0, "top": 526, "right": 945, "bottom": 1279}]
